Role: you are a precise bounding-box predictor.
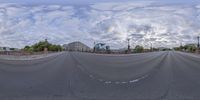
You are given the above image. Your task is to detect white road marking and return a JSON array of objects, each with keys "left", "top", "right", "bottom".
[
  {"left": 121, "top": 82, "right": 127, "bottom": 84},
  {"left": 89, "top": 75, "right": 94, "bottom": 78},
  {"left": 129, "top": 79, "right": 139, "bottom": 83},
  {"left": 105, "top": 81, "right": 112, "bottom": 84},
  {"left": 98, "top": 79, "right": 104, "bottom": 82}
]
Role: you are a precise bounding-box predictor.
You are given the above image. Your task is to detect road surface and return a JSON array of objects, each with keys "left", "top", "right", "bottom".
[{"left": 0, "top": 51, "right": 200, "bottom": 100}]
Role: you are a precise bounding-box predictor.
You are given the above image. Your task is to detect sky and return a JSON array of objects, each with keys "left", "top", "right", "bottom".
[
  {"left": 0, "top": 0, "right": 200, "bottom": 49},
  {"left": 0, "top": 0, "right": 199, "bottom": 5}
]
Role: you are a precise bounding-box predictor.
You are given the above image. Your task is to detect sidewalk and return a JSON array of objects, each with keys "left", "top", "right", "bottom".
[{"left": 0, "top": 52, "right": 64, "bottom": 61}]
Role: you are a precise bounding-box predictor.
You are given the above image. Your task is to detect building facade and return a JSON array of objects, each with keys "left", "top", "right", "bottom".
[
  {"left": 63, "top": 41, "right": 91, "bottom": 52},
  {"left": 0, "top": 47, "right": 19, "bottom": 52},
  {"left": 0, "top": 47, "right": 3, "bottom": 51},
  {"left": 94, "top": 43, "right": 110, "bottom": 53},
  {"left": 0, "top": 47, "right": 10, "bottom": 51}
]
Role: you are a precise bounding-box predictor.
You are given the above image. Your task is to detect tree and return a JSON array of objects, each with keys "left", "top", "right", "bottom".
[
  {"left": 173, "top": 44, "right": 197, "bottom": 52},
  {"left": 135, "top": 45, "right": 144, "bottom": 53},
  {"left": 23, "top": 40, "right": 63, "bottom": 52},
  {"left": 184, "top": 44, "right": 197, "bottom": 52}
]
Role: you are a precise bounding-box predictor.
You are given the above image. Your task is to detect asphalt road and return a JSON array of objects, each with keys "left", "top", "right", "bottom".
[{"left": 0, "top": 51, "right": 200, "bottom": 100}]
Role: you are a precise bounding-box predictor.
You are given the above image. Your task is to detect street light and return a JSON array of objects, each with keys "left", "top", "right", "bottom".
[
  {"left": 93, "top": 41, "right": 96, "bottom": 53},
  {"left": 127, "top": 38, "right": 130, "bottom": 51},
  {"left": 150, "top": 42, "right": 153, "bottom": 52},
  {"left": 197, "top": 36, "right": 200, "bottom": 49},
  {"left": 44, "top": 38, "right": 48, "bottom": 54}
]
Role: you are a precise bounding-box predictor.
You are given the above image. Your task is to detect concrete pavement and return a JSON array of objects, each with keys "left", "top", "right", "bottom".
[{"left": 0, "top": 51, "right": 200, "bottom": 100}]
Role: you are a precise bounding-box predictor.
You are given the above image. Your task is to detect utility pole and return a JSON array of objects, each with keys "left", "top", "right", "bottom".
[
  {"left": 93, "top": 41, "right": 96, "bottom": 53},
  {"left": 45, "top": 38, "right": 48, "bottom": 42},
  {"left": 180, "top": 42, "right": 183, "bottom": 51},
  {"left": 150, "top": 42, "right": 153, "bottom": 52},
  {"left": 197, "top": 36, "right": 200, "bottom": 49},
  {"left": 127, "top": 38, "right": 130, "bottom": 52},
  {"left": 44, "top": 38, "right": 48, "bottom": 54}
]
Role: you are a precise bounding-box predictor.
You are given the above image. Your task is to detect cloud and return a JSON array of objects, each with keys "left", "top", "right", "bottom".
[{"left": 0, "top": 1, "right": 200, "bottom": 49}]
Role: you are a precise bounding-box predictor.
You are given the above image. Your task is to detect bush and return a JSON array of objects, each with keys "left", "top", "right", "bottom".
[{"left": 135, "top": 45, "right": 144, "bottom": 53}]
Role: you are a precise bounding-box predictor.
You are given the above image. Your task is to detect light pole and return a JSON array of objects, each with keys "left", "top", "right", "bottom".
[
  {"left": 93, "top": 41, "right": 96, "bottom": 53},
  {"left": 150, "top": 42, "right": 153, "bottom": 52},
  {"left": 44, "top": 38, "right": 48, "bottom": 54},
  {"left": 127, "top": 38, "right": 130, "bottom": 52},
  {"left": 180, "top": 42, "right": 182, "bottom": 51},
  {"left": 197, "top": 36, "right": 200, "bottom": 49}
]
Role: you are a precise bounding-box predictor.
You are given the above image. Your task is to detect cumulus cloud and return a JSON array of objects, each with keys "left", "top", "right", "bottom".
[{"left": 0, "top": 1, "right": 200, "bottom": 49}]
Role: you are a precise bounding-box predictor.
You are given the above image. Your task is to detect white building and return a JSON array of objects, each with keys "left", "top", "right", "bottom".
[
  {"left": 0, "top": 47, "right": 19, "bottom": 51},
  {"left": 0, "top": 47, "right": 10, "bottom": 51},
  {"left": 0, "top": 47, "right": 3, "bottom": 51}
]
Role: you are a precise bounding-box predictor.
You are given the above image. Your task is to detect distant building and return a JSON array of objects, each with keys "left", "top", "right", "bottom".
[
  {"left": 63, "top": 41, "right": 91, "bottom": 52},
  {"left": 0, "top": 47, "right": 19, "bottom": 51},
  {"left": 94, "top": 43, "right": 106, "bottom": 51},
  {"left": 63, "top": 44, "right": 68, "bottom": 50},
  {"left": 110, "top": 48, "right": 126, "bottom": 54},
  {"left": 0, "top": 47, "right": 3, "bottom": 51},
  {"left": 94, "top": 43, "right": 110, "bottom": 53},
  {"left": 157, "top": 47, "right": 171, "bottom": 51},
  {"left": 0, "top": 47, "right": 10, "bottom": 51}
]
